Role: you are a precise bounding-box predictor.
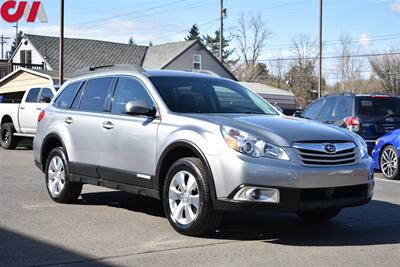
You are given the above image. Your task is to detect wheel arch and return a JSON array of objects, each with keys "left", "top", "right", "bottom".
[
  {"left": 40, "top": 133, "right": 68, "bottom": 172},
  {"left": 1, "top": 115, "right": 13, "bottom": 126},
  {"left": 155, "top": 141, "right": 217, "bottom": 200}
]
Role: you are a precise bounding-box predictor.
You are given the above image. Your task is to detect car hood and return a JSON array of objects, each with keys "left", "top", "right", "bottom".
[{"left": 183, "top": 114, "right": 355, "bottom": 147}]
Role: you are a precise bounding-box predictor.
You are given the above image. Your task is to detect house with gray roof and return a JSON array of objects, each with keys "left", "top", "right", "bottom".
[{"left": 9, "top": 34, "right": 236, "bottom": 80}]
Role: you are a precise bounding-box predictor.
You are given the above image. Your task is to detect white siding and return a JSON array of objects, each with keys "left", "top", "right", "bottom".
[
  {"left": 12, "top": 37, "right": 51, "bottom": 70},
  {"left": 165, "top": 42, "right": 234, "bottom": 79}
]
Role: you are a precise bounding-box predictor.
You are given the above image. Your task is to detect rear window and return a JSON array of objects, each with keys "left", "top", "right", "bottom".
[{"left": 356, "top": 97, "right": 400, "bottom": 117}]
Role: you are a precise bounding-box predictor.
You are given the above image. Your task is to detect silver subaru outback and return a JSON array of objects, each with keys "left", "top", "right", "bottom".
[{"left": 33, "top": 65, "right": 374, "bottom": 236}]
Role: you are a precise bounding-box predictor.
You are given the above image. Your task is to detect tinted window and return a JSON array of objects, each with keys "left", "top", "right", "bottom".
[
  {"left": 25, "top": 88, "right": 40, "bottom": 103},
  {"left": 39, "top": 88, "right": 54, "bottom": 103},
  {"left": 111, "top": 78, "right": 154, "bottom": 115},
  {"left": 303, "top": 100, "right": 323, "bottom": 119},
  {"left": 318, "top": 98, "right": 337, "bottom": 119},
  {"left": 149, "top": 76, "right": 278, "bottom": 115},
  {"left": 79, "top": 78, "right": 113, "bottom": 112},
  {"left": 54, "top": 83, "right": 81, "bottom": 109},
  {"left": 356, "top": 97, "right": 400, "bottom": 117},
  {"left": 334, "top": 97, "right": 353, "bottom": 118}
]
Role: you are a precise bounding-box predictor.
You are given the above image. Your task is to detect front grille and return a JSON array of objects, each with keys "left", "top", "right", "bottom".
[{"left": 293, "top": 142, "right": 358, "bottom": 167}]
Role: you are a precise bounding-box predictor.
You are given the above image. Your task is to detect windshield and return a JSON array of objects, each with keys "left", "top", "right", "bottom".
[
  {"left": 356, "top": 97, "right": 400, "bottom": 117},
  {"left": 149, "top": 76, "right": 278, "bottom": 115}
]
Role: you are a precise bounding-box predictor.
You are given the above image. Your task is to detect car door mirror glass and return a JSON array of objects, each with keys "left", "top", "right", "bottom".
[{"left": 293, "top": 110, "right": 303, "bottom": 118}]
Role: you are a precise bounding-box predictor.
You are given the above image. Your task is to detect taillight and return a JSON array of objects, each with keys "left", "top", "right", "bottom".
[
  {"left": 344, "top": 116, "right": 360, "bottom": 132},
  {"left": 38, "top": 110, "right": 46, "bottom": 122}
]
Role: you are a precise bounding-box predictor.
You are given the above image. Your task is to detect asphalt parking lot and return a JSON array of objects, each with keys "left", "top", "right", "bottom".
[{"left": 0, "top": 148, "right": 399, "bottom": 267}]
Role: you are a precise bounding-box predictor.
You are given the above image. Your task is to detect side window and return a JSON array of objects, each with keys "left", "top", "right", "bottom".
[
  {"left": 303, "top": 100, "right": 323, "bottom": 120},
  {"left": 111, "top": 77, "right": 154, "bottom": 115},
  {"left": 193, "top": 54, "right": 201, "bottom": 70},
  {"left": 54, "top": 83, "right": 81, "bottom": 109},
  {"left": 318, "top": 98, "right": 338, "bottom": 120},
  {"left": 39, "top": 88, "right": 54, "bottom": 103},
  {"left": 79, "top": 78, "right": 113, "bottom": 112},
  {"left": 25, "top": 88, "right": 41, "bottom": 103},
  {"left": 334, "top": 97, "right": 353, "bottom": 118}
]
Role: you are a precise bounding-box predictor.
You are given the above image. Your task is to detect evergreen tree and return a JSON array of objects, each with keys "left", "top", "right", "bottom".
[
  {"left": 185, "top": 24, "right": 200, "bottom": 41},
  {"left": 10, "top": 31, "right": 23, "bottom": 56},
  {"left": 202, "top": 30, "right": 237, "bottom": 68}
]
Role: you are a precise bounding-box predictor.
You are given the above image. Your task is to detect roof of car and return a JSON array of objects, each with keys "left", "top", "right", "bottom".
[{"left": 145, "top": 69, "right": 228, "bottom": 79}]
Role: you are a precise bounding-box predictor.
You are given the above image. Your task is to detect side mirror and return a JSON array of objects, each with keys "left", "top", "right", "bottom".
[
  {"left": 40, "top": 96, "right": 52, "bottom": 103},
  {"left": 125, "top": 100, "right": 156, "bottom": 117},
  {"left": 293, "top": 110, "right": 303, "bottom": 118}
]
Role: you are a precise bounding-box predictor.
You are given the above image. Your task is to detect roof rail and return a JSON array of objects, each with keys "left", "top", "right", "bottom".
[
  {"left": 72, "top": 64, "right": 146, "bottom": 77},
  {"left": 323, "top": 92, "right": 356, "bottom": 97},
  {"left": 184, "top": 69, "right": 221, "bottom": 77}
]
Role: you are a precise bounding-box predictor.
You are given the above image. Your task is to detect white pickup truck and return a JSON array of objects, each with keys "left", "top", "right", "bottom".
[{"left": 0, "top": 86, "right": 58, "bottom": 149}]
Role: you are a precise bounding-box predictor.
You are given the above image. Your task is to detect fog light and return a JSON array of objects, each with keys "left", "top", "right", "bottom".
[{"left": 233, "top": 187, "right": 280, "bottom": 203}]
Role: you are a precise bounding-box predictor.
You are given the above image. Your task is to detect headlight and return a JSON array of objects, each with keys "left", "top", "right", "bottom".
[
  {"left": 221, "top": 126, "right": 290, "bottom": 160},
  {"left": 353, "top": 133, "right": 368, "bottom": 158}
]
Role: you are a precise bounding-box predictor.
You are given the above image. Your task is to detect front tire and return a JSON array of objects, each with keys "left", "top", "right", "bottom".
[
  {"left": 380, "top": 145, "right": 399, "bottom": 180},
  {"left": 45, "top": 147, "right": 82, "bottom": 203},
  {"left": 0, "top": 123, "right": 19, "bottom": 149},
  {"left": 297, "top": 208, "right": 342, "bottom": 222},
  {"left": 163, "top": 157, "right": 222, "bottom": 236}
]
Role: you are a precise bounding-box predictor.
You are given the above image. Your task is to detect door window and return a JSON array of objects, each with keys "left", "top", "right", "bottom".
[
  {"left": 39, "top": 88, "right": 54, "bottom": 103},
  {"left": 317, "top": 98, "right": 338, "bottom": 120},
  {"left": 303, "top": 100, "right": 323, "bottom": 119},
  {"left": 79, "top": 78, "right": 113, "bottom": 112},
  {"left": 334, "top": 97, "right": 353, "bottom": 118},
  {"left": 54, "top": 82, "right": 82, "bottom": 109},
  {"left": 111, "top": 77, "right": 154, "bottom": 115},
  {"left": 25, "top": 88, "right": 41, "bottom": 103}
]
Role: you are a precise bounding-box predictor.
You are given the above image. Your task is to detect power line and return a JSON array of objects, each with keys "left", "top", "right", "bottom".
[{"left": 255, "top": 52, "right": 400, "bottom": 62}]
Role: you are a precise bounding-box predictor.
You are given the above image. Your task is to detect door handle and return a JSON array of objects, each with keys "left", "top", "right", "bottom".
[
  {"left": 64, "top": 117, "right": 73, "bottom": 125},
  {"left": 102, "top": 121, "right": 114, "bottom": 130},
  {"left": 36, "top": 107, "right": 42, "bottom": 111},
  {"left": 20, "top": 107, "right": 25, "bottom": 110}
]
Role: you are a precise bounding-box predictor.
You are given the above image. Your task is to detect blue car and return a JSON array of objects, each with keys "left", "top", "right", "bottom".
[{"left": 372, "top": 129, "right": 400, "bottom": 180}]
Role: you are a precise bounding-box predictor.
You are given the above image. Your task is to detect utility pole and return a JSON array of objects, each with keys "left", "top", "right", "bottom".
[
  {"left": 14, "top": 22, "right": 18, "bottom": 36},
  {"left": 59, "top": 0, "right": 64, "bottom": 84},
  {"left": 0, "top": 35, "right": 11, "bottom": 60},
  {"left": 318, "top": 0, "right": 323, "bottom": 98},
  {"left": 219, "top": 0, "right": 224, "bottom": 63}
]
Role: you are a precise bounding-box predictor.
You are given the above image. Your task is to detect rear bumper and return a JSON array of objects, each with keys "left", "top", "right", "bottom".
[{"left": 213, "top": 181, "right": 374, "bottom": 213}]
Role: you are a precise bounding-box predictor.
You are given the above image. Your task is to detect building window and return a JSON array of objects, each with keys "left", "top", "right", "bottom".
[
  {"left": 20, "top": 50, "right": 32, "bottom": 65},
  {"left": 193, "top": 54, "right": 201, "bottom": 70}
]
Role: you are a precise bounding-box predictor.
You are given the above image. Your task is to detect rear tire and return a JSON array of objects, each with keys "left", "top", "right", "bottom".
[
  {"left": 45, "top": 147, "right": 82, "bottom": 203},
  {"left": 163, "top": 157, "right": 222, "bottom": 236},
  {"left": 297, "top": 208, "right": 341, "bottom": 222},
  {"left": 0, "top": 123, "right": 19, "bottom": 149},
  {"left": 380, "top": 145, "right": 399, "bottom": 180}
]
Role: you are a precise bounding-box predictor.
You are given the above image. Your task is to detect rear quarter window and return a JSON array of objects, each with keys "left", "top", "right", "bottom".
[
  {"left": 356, "top": 97, "right": 400, "bottom": 116},
  {"left": 54, "top": 82, "right": 82, "bottom": 109}
]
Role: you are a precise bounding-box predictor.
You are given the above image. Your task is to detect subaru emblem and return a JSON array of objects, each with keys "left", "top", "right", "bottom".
[{"left": 325, "top": 144, "right": 337, "bottom": 154}]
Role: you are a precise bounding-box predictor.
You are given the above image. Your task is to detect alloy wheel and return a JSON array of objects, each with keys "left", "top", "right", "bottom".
[
  {"left": 168, "top": 171, "right": 200, "bottom": 225},
  {"left": 381, "top": 147, "right": 398, "bottom": 178},
  {"left": 47, "top": 156, "right": 66, "bottom": 197}
]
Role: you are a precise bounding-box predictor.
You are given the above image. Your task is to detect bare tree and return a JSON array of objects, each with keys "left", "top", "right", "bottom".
[
  {"left": 234, "top": 13, "right": 271, "bottom": 82},
  {"left": 369, "top": 46, "right": 400, "bottom": 95},
  {"left": 288, "top": 33, "right": 318, "bottom": 107},
  {"left": 267, "top": 50, "right": 287, "bottom": 88},
  {"left": 336, "top": 32, "right": 363, "bottom": 92}
]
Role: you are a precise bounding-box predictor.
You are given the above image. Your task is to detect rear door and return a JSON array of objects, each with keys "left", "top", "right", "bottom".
[
  {"left": 331, "top": 96, "right": 354, "bottom": 127},
  {"left": 18, "top": 88, "right": 41, "bottom": 133},
  {"left": 356, "top": 96, "right": 400, "bottom": 140}
]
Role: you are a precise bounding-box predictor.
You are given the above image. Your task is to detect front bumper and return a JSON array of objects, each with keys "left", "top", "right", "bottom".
[{"left": 214, "top": 181, "right": 374, "bottom": 213}]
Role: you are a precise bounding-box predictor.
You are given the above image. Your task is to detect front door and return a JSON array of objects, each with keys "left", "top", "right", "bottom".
[{"left": 99, "top": 76, "right": 160, "bottom": 188}]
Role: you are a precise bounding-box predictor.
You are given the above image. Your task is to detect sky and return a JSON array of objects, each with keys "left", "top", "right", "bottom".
[{"left": 0, "top": 0, "right": 399, "bottom": 82}]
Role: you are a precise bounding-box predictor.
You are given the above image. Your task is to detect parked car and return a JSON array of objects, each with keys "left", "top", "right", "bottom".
[
  {"left": 372, "top": 129, "right": 400, "bottom": 180},
  {"left": 0, "top": 86, "right": 58, "bottom": 149},
  {"left": 298, "top": 93, "right": 400, "bottom": 154},
  {"left": 34, "top": 65, "right": 374, "bottom": 236}
]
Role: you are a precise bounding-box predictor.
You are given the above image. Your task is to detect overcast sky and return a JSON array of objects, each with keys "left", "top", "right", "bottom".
[{"left": 0, "top": 0, "right": 399, "bottom": 81}]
